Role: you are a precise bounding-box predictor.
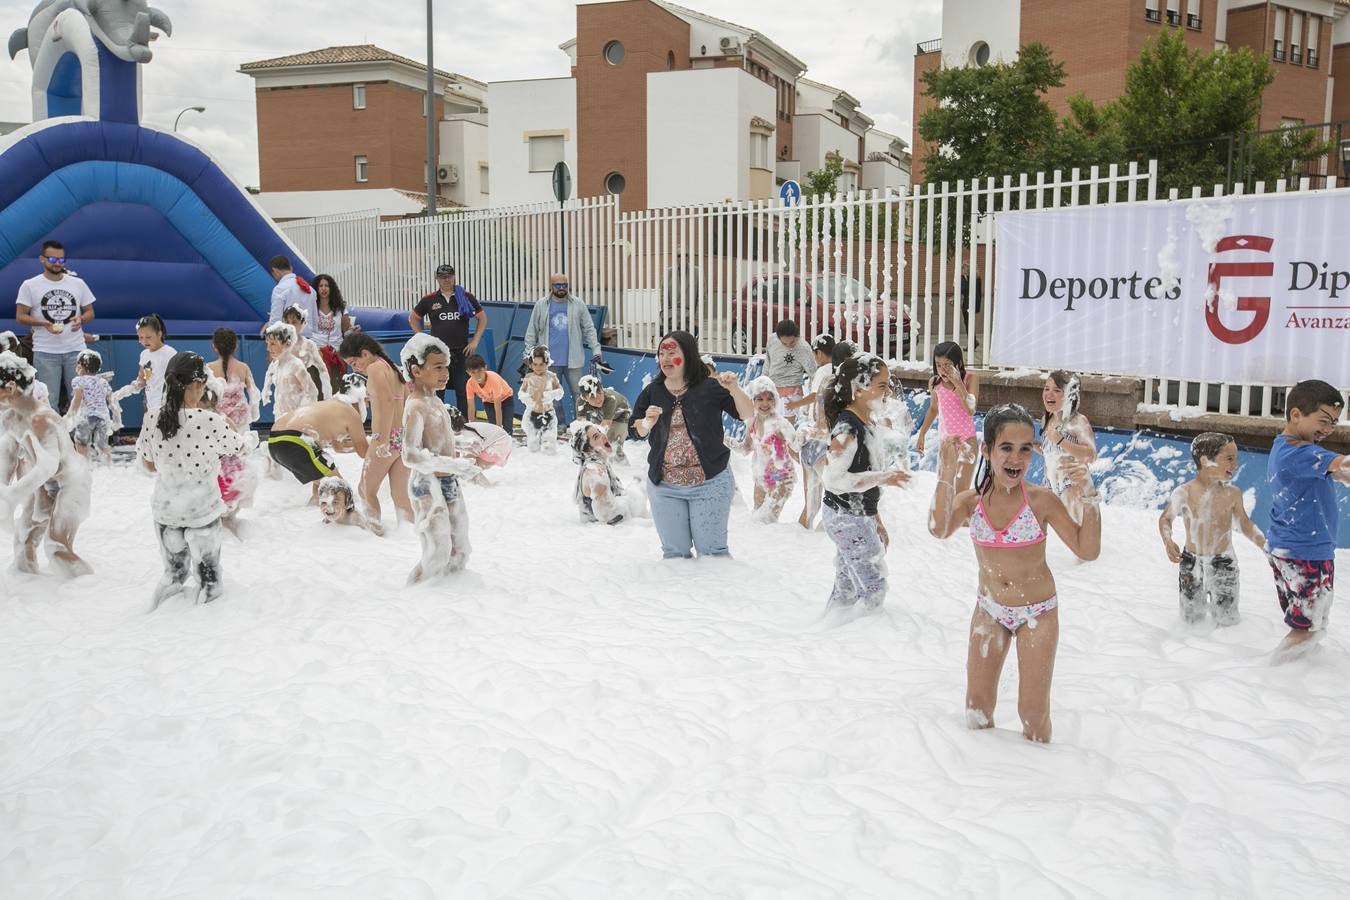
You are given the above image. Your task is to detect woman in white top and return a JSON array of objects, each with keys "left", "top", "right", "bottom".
[
  {"left": 139, "top": 351, "right": 247, "bottom": 610},
  {"left": 313, "top": 274, "right": 352, "bottom": 395}
]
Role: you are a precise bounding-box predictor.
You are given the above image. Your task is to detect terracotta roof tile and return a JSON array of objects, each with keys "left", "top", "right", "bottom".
[{"left": 240, "top": 44, "right": 456, "bottom": 81}]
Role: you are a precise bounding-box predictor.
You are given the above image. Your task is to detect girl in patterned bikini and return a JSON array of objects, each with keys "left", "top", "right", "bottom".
[
  {"left": 915, "top": 341, "right": 979, "bottom": 491},
  {"left": 928, "top": 404, "right": 1101, "bottom": 744}
]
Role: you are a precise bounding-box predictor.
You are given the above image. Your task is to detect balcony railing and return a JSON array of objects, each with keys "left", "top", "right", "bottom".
[
  {"left": 916, "top": 38, "right": 941, "bottom": 55},
  {"left": 1186, "top": 13, "right": 1200, "bottom": 29},
  {"left": 1145, "top": 7, "right": 1161, "bottom": 22},
  {"left": 1274, "top": 41, "right": 1286, "bottom": 61},
  {"left": 1291, "top": 48, "right": 1303, "bottom": 64},
  {"left": 1308, "top": 49, "right": 1319, "bottom": 68},
  {"left": 1165, "top": 9, "right": 1180, "bottom": 24}
]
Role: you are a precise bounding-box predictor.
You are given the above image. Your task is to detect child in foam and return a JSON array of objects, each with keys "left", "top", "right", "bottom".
[
  {"left": 339, "top": 331, "right": 414, "bottom": 525},
  {"left": 207, "top": 327, "right": 261, "bottom": 434},
  {"left": 1039, "top": 369, "right": 1097, "bottom": 524},
  {"left": 268, "top": 394, "right": 371, "bottom": 504},
  {"left": 282, "top": 304, "right": 333, "bottom": 401},
  {"left": 929, "top": 404, "right": 1101, "bottom": 743},
  {"left": 819, "top": 353, "right": 911, "bottom": 619},
  {"left": 0, "top": 351, "right": 92, "bottom": 576},
  {"left": 915, "top": 341, "right": 979, "bottom": 492},
  {"left": 1158, "top": 432, "right": 1265, "bottom": 627},
  {"left": 261, "top": 322, "right": 320, "bottom": 419},
  {"left": 1264, "top": 379, "right": 1350, "bottom": 663},
  {"left": 575, "top": 373, "right": 631, "bottom": 464},
  {"left": 66, "top": 349, "right": 119, "bottom": 463},
  {"left": 138, "top": 352, "right": 248, "bottom": 608},
  {"left": 571, "top": 420, "right": 648, "bottom": 525},
  {"left": 446, "top": 406, "right": 511, "bottom": 480},
  {"left": 464, "top": 354, "right": 514, "bottom": 428},
  {"left": 794, "top": 334, "right": 836, "bottom": 530},
  {"left": 400, "top": 334, "right": 479, "bottom": 583},
  {"left": 317, "top": 476, "right": 384, "bottom": 536},
  {"left": 764, "top": 319, "right": 817, "bottom": 423},
  {"left": 111, "top": 314, "right": 177, "bottom": 421},
  {"left": 736, "top": 375, "right": 799, "bottom": 524},
  {"left": 519, "top": 345, "right": 564, "bottom": 454},
  {"left": 201, "top": 377, "right": 260, "bottom": 532}
]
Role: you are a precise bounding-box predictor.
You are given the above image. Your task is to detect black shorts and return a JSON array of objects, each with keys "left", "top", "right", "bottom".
[{"left": 267, "top": 430, "right": 336, "bottom": 484}]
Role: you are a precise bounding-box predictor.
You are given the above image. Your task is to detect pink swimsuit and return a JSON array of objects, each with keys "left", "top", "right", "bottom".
[
  {"left": 935, "top": 374, "right": 976, "bottom": 439},
  {"left": 970, "top": 484, "right": 1058, "bottom": 631}
]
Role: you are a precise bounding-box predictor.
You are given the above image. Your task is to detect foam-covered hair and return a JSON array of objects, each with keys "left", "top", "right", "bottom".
[
  {"left": 400, "top": 333, "right": 450, "bottom": 373},
  {"left": 283, "top": 304, "right": 309, "bottom": 323},
  {"left": 746, "top": 375, "right": 777, "bottom": 399},
  {"left": 77, "top": 349, "right": 102, "bottom": 373},
  {"left": 578, "top": 374, "right": 603, "bottom": 396},
  {"left": 0, "top": 330, "right": 18, "bottom": 353},
  {"left": 528, "top": 344, "right": 553, "bottom": 366},
  {"left": 264, "top": 321, "right": 297, "bottom": 344},
  {"left": 0, "top": 350, "right": 36, "bottom": 390},
  {"left": 569, "top": 419, "right": 607, "bottom": 462}
]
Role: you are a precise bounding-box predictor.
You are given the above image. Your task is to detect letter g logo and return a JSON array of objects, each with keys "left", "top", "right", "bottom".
[{"left": 1206, "top": 235, "right": 1273, "bottom": 344}]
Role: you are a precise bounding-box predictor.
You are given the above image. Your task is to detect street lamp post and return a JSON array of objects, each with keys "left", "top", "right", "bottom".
[
  {"left": 173, "top": 105, "right": 205, "bottom": 132},
  {"left": 425, "top": 0, "right": 437, "bottom": 215}
]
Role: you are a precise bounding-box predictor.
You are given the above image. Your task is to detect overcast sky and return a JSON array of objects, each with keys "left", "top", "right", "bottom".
[{"left": 0, "top": 0, "right": 941, "bottom": 188}]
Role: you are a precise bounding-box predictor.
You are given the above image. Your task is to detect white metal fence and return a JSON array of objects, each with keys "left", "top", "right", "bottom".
[{"left": 280, "top": 162, "right": 1327, "bottom": 422}]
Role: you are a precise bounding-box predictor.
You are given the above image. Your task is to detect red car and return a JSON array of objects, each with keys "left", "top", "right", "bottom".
[{"left": 731, "top": 273, "right": 913, "bottom": 356}]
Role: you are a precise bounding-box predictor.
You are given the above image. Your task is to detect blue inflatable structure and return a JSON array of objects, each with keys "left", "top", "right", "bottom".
[{"left": 0, "top": 0, "right": 320, "bottom": 336}]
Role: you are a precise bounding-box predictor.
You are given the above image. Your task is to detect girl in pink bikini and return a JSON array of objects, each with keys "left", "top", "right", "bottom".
[
  {"left": 915, "top": 341, "right": 979, "bottom": 491},
  {"left": 928, "top": 404, "right": 1101, "bottom": 744}
]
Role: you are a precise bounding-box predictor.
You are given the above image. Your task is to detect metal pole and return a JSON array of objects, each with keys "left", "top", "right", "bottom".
[
  {"left": 559, "top": 201, "right": 567, "bottom": 274},
  {"left": 425, "top": 0, "right": 437, "bottom": 215},
  {"left": 173, "top": 106, "right": 205, "bottom": 132}
]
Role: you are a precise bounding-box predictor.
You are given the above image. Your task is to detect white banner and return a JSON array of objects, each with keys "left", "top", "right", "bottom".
[{"left": 990, "top": 190, "right": 1350, "bottom": 386}]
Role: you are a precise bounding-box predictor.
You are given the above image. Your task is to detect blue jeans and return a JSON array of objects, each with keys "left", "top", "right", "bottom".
[
  {"left": 647, "top": 468, "right": 734, "bottom": 559},
  {"left": 34, "top": 350, "right": 81, "bottom": 413},
  {"left": 551, "top": 364, "right": 586, "bottom": 430}
]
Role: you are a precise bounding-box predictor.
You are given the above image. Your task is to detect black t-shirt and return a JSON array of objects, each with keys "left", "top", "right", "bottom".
[
  {"left": 823, "top": 409, "right": 880, "bottom": 516},
  {"left": 414, "top": 289, "right": 482, "bottom": 349}
]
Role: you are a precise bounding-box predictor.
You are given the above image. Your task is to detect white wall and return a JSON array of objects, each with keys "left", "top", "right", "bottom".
[
  {"left": 864, "top": 129, "right": 907, "bottom": 159},
  {"left": 439, "top": 115, "right": 489, "bottom": 208},
  {"left": 646, "top": 68, "right": 775, "bottom": 208},
  {"left": 861, "top": 159, "right": 910, "bottom": 192},
  {"left": 941, "top": 0, "right": 1021, "bottom": 67},
  {"left": 486, "top": 77, "right": 576, "bottom": 207},
  {"left": 793, "top": 112, "right": 859, "bottom": 173}
]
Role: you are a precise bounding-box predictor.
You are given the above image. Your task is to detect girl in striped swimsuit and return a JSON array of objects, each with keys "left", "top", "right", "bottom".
[{"left": 928, "top": 404, "right": 1101, "bottom": 744}]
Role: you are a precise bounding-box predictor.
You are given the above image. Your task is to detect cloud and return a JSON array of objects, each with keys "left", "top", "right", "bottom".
[{"left": 0, "top": 0, "right": 938, "bottom": 189}]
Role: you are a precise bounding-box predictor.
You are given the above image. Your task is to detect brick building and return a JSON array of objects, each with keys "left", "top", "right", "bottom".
[
  {"left": 239, "top": 45, "right": 488, "bottom": 213},
  {"left": 912, "top": 0, "right": 1350, "bottom": 184}
]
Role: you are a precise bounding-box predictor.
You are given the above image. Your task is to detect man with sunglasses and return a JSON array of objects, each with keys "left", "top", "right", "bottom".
[
  {"left": 409, "top": 264, "right": 487, "bottom": 415},
  {"left": 522, "top": 273, "right": 602, "bottom": 432},
  {"left": 14, "top": 239, "right": 96, "bottom": 412}
]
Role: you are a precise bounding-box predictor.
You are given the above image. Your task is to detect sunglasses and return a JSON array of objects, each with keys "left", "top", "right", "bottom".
[
  {"left": 552, "top": 283, "right": 569, "bottom": 290},
  {"left": 43, "top": 256, "right": 65, "bottom": 264}
]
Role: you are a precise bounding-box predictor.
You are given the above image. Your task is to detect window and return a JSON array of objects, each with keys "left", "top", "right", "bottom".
[
  {"left": 751, "top": 132, "right": 770, "bottom": 169},
  {"left": 1145, "top": 0, "right": 1161, "bottom": 23},
  {"left": 479, "top": 165, "right": 489, "bottom": 194},
  {"left": 969, "top": 41, "right": 990, "bottom": 66},
  {"left": 354, "top": 155, "right": 368, "bottom": 183},
  {"left": 1186, "top": 0, "right": 1200, "bottom": 29},
  {"left": 1290, "top": 12, "right": 1303, "bottom": 65},
  {"left": 667, "top": 50, "right": 675, "bottom": 70},
  {"left": 1308, "top": 16, "right": 1320, "bottom": 67},
  {"left": 605, "top": 172, "right": 626, "bottom": 195},
  {"left": 1273, "top": 7, "right": 1286, "bottom": 61},
  {"left": 1165, "top": 0, "right": 1179, "bottom": 25},
  {"left": 604, "top": 40, "right": 625, "bottom": 65},
  {"left": 528, "top": 135, "right": 564, "bottom": 172},
  {"left": 352, "top": 83, "right": 366, "bottom": 110}
]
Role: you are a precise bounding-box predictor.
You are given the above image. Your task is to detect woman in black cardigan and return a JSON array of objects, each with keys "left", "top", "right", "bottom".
[{"left": 632, "top": 331, "right": 753, "bottom": 558}]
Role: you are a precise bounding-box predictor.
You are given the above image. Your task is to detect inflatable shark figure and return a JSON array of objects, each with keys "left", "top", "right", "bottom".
[{"left": 8, "top": 0, "right": 171, "bottom": 63}]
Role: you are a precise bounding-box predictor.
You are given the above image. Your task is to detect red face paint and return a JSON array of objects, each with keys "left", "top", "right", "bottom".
[{"left": 672, "top": 357, "right": 683, "bottom": 366}]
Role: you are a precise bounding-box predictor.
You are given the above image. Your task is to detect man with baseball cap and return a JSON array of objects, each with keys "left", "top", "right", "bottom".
[{"left": 408, "top": 264, "right": 487, "bottom": 415}]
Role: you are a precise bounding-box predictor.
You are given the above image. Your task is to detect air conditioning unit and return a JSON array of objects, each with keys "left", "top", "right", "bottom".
[
  {"left": 719, "top": 36, "right": 742, "bottom": 54},
  {"left": 436, "top": 164, "right": 459, "bottom": 185}
]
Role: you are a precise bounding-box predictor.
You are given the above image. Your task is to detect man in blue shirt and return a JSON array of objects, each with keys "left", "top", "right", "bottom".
[{"left": 523, "top": 273, "right": 601, "bottom": 430}]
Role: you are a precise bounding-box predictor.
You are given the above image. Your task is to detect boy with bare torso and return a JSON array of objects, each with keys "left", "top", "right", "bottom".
[{"left": 1158, "top": 432, "right": 1264, "bottom": 626}]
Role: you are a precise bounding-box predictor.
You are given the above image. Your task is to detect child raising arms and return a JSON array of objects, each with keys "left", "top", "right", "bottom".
[
  {"left": 915, "top": 341, "right": 978, "bottom": 491},
  {"left": 400, "top": 334, "right": 479, "bottom": 583},
  {"left": 1158, "top": 432, "right": 1264, "bottom": 626},
  {"left": 929, "top": 404, "right": 1101, "bottom": 743}
]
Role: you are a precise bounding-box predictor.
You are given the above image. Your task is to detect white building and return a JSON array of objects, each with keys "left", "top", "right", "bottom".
[
  {"left": 486, "top": 78, "right": 577, "bottom": 208},
  {"left": 861, "top": 127, "right": 912, "bottom": 193},
  {"left": 793, "top": 78, "right": 873, "bottom": 193}
]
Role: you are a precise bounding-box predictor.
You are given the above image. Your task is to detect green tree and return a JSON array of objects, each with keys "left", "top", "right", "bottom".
[
  {"left": 803, "top": 152, "right": 843, "bottom": 196},
  {"left": 1110, "top": 28, "right": 1328, "bottom": 193}
]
